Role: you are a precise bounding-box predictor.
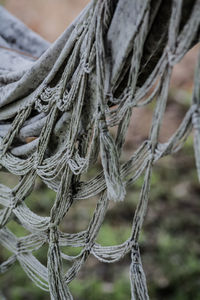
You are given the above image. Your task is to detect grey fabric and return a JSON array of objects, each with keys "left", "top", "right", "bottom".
[
  {"left": 0, "top": 6, "right": 50, "bottom": 57},
  {"left": 0, "top": 1, "right": 200, "bottom": 299}
]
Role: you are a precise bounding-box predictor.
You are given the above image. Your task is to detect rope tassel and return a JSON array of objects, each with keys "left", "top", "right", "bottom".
[
  {"left": 130, "top": 245, "right": 149, "bottom": 300},
  {"left": 193, "top": 110, "right": 200, "bottom": 181},
  {"left": 99, "top": 120, "right": 125, "bottom": 202},
  {"left": 192, "top": 51, "right": 200, "bottom": 182},
  {"left": 48, "top": 229, "right": 73, "bottom": 300}
]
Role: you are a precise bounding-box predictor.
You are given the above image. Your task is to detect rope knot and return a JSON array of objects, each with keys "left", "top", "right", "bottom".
[
  {"left": 192, "top": 109, "right": 200, "bottom": 130},
  {"left": 166, "top": 46, "right": 176, "bottom": 67},
  {"left": 131, "top": 243, "right": 140, "bottom": 265},
  {"left": 48, "top": 223, "right": 59, "bottom": 243}
]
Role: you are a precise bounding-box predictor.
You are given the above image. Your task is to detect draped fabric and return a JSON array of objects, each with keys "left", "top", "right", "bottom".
[{"left": 0, "top": 1, "right": 200, "bottom": 299}]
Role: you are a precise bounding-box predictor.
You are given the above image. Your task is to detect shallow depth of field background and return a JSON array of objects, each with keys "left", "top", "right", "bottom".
[{"left": 0, "top": 1, "right": 200, "bottom": 299}]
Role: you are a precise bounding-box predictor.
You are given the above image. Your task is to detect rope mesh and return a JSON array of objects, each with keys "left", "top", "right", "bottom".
[{"left": 0, "top": 1, "right": 200, "bottom": 299}]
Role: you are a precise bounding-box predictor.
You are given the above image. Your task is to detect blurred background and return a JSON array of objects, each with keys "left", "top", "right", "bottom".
[{"left": 0, "top": 1, "right": 200, "bottom": 299}]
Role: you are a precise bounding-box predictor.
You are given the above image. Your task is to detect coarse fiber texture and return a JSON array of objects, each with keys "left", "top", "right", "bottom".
[{"left": 0, "top": 0, "right": 200, "bottom": 299}]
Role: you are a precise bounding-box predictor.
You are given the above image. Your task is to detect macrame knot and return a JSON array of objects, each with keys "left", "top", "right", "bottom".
[
  {"left": 85, "top": 242, "right": 94, "bottom": 252},
  {"left": 68, "top": 153, "right": 87, "bottom": 175},
  {"left": 10, "top": 200, "right": 17, "bottom": 210},
  {"left": 16, "top": 240, "right": 22, "bottom": 253},
  {"left": 131, "top": 243, "right": 140, "bottom": 265},
  {"left": 49, "top": 222, "right": 57, "bottom": 230},
  {"left": 41, "top": 86, "right": 54, "bottom": 101},
  {"left": 98, "top": 118, "right": 107, "bottom": 133},
  {"left": 33, "top": 158, "right": 38, "bottom": 171},
  {"left": 192, "top": 110, "right": 200, "bottom": 130},
  {"left": 146, "top": 141, "right": 155, "bottom": 163},
  {"left": 153, "top": 142, "right": 168, "bottom": 161},
  {"left": 0, "top": 149, "right": 3, "bottom": 160},
  {"left": 81, "top": 59, "right": 92, "bottom": 74},
  {"left": 166, "top": 46, "right": 176, "bottom": 67},
  {"left": 57, "top": 89, "right": 70, "bottom": 111},
  {"left": 48, "top": 224, "right": 59, "bottom": 244},
  {"left": 35, "top": 85, "right": 56, "bottom": 113},
  {"left": 10, "top": 191, "right": 18, "bottom": 209}
]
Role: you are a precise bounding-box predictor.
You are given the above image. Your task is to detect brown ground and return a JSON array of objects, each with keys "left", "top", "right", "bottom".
[{"left": 3, "top": 0, "right": 90, "bottom": 42}]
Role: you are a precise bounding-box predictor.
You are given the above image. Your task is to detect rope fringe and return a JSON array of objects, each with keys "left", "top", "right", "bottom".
[{"left": 0, "top": 0, "right": 200, "bottom": 298}]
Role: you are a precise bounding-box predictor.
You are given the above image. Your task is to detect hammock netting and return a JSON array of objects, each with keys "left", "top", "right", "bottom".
[{"left": 0, "top": 0, "right": 200, "bottom": 299}]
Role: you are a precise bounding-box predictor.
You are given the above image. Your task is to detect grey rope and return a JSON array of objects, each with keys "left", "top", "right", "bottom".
[{"left": 0, "top": 1, "right": 200, "bottom": 299}]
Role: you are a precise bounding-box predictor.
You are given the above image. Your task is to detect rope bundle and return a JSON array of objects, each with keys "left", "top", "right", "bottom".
[{"left": 0, "top": 1, "right": 200, "bottom": 299}]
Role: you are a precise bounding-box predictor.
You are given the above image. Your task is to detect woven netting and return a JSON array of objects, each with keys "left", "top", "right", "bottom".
[{"left": 0, "top": 0, "right": 200, "bottom": 299}]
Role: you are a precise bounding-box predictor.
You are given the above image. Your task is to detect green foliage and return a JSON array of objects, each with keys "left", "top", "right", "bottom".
[
  {"left": 69, "top": 277, "right": 131, "bottom": 300},
  {"left": 97, "top": 223, "right": 131, "bottom": 246}
]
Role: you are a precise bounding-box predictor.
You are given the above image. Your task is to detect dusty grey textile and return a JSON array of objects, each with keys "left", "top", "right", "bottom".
[{"left": 0, "top": 1, "right": 200, "bottom": 299}]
